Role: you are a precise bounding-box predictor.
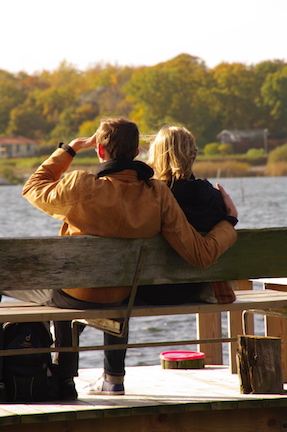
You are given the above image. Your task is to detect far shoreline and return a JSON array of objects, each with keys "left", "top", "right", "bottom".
[{"left": 1, "top": 155, "right": 287, "bottom": 185}]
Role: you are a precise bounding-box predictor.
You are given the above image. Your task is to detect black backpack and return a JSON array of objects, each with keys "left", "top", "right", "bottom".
[{"left": 3, "top": 322, "right": 59, "bottom": 402}]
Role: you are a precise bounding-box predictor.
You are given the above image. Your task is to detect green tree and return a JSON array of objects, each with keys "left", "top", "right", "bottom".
[
  {"left": 261, "top": 66, "right": 287, "bottom": 133},
  {"left": 1, "top": 56, "right": 287, "bottom": 146},
  {"left": 253, "top": 60, "right": 286, "bottom": 130},
  {"left": 160, "top": 54, "right": 213, "bottom": 142},
  {"left": 125, "top": 54, "right": 212, "bottom": 146},
  {"left": 210, "top": 62, "right": 259, "bottom": 131},
  {"left": 6, "top": 102, "right": 49, "bottom": 140},
  {"left": 0, "top": 70, "right": 26, "bottom": 134},
  {"left": 125, "top": 65, "right": 173, "bottom": 131},
  {"left": 50, "top": 104, "right": 99, "bottom": 142},
  {"left": 84, "top": 64, "right": 134, "bottom": 119},
  {"left": 77, "top": 119, "right": 101, "bottom": 137}
]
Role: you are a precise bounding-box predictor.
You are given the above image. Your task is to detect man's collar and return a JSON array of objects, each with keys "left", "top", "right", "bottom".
[{"left": 95, "top": 159, "right": 154, "bottom": 181}]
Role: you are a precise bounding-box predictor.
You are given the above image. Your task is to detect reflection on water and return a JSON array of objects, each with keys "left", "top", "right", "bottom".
[{"left": 1, "top": 177, "right": 286, "bottom": 368}]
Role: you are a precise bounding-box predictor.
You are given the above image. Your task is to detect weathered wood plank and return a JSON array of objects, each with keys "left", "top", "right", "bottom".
[
  {"left": 0, "top": 289, "right": 287, "bottom": 322},
  {"left": 1, "top": 228, "right": 287, "bottom": 291},
  {"left": 1, "top": 366, "right": 287, "bottom": 431},
  {"left": 3, "top": 407, "right": 287, "bottom": 432}
]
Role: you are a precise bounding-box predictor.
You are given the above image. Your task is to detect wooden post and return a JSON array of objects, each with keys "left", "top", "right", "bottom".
[
  {"left": 237, "top": 335, "right": 283, "bottom": 394},
  {"left": 264, "top": 282, "right": 287, "bottom": 382},
  {"left": 197, "top": 312, "right": 222, "bottom": 365},
  {"left": 198, "top": 280, "right": 253, "bottom": 367},
  {"left": 228, "top": 280, "right": 254, "bottom": 373}
]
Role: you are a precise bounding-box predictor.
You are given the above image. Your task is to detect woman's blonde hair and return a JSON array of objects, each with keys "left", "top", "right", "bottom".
[{"left": 148, "top": 126, "right": 198, "bottom": 182}]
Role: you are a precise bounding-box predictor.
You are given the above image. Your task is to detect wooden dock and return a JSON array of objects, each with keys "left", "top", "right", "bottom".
[
  {"left": 1, "top": 365, "right": 287, "bottom": 431},
  {"left": 1, "top": 230, "right": 287, "bottom": 431}
]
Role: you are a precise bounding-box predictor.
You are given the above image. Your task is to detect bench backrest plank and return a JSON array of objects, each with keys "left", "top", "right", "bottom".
[{"left": 1, "top": 228, "right": 287, "bottom": 291}]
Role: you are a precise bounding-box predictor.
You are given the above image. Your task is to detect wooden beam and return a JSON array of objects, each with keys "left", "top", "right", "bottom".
[
  {"left": 2, "top": 406, "right": 287, "bottom": 432},
  {"left": 1, "top": 228, "right": 287, "bottom": 291}
]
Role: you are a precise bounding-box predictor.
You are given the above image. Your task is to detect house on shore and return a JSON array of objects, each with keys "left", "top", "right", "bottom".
[
  {"left": 217, "top": 129, "right": 269, "bottom": 153},
  {"left": 217, "top": 128, "right": 286, "bottom": 154},
  {"left": 0, "top": 136, "right": 39, "bottom": 158}
]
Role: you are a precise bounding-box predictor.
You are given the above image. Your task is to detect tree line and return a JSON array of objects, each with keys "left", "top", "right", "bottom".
[{"left": 1, "top": 53, "right": 287, "bottom": 150}]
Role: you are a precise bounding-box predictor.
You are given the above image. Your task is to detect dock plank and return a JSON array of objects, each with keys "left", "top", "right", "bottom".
[{"left": 1, "top": 366, "right": 287, "bottom": 431}]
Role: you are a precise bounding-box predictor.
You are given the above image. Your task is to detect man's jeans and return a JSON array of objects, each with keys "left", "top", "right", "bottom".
[{"left": 0, "top": 289, "right": 127, "bottom": 378}]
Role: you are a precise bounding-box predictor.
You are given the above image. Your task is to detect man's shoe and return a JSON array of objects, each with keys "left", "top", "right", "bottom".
[
  {"left": 59, "top": 377, "right": 78, "bottom": 400},
  {"left": 85, "top": 375, "right": 125, "bottom": 395}
]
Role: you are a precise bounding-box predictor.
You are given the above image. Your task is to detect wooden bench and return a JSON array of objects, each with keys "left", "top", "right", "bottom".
[{"left": 1, "top": 228, "right": 287, "bottom": 376}]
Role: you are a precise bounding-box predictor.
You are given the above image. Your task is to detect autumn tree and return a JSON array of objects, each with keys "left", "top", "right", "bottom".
[
  {"left": 260, "top": 65, "right": 287, "bottom": 134},
  {"left": 1, "top": 55, "right": 287, "bottom": 147},
  {"left": 252, "top": 60, "right": 286, "bottom": 130},
  {"left": 125, "top": 54, "right": 214, "bottom": 146},
  {"left": 0, "top": 70, "right": 26, "bottom": 134},
  {"left": 6, "top": 101, "right": 49, "bottom": 140},
  {"left": 210, "top": 62, "right": 260, "bottom": 131},
  {"left": 83, "top": 64, "right": 135, "bottom": 119}
]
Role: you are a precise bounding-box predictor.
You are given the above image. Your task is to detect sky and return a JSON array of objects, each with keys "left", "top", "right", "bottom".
[{"left": 1, "top": 0, "right": 287, "bottom": 75}]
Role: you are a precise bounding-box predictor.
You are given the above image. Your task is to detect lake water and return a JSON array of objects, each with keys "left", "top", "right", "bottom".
[{"left": 1, "top": 176, "right": 287, "bottom": 369}]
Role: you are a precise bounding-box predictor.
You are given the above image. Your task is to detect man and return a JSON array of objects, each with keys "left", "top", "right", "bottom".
[{"left": 6, "top": 118, "right": 237, "bottom": 399}]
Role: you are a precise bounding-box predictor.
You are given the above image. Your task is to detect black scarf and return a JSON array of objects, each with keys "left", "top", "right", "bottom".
[{"left": 95, "top": 159, "right": 154, "bottom": 181}]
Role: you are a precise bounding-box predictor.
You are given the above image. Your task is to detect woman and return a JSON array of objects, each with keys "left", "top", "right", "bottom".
[
  {"left": 148, "top": 126, "right": 233, "bottom": 231},
  {"left": 136, "top": 126, "right": 237, "bottom": 305}
]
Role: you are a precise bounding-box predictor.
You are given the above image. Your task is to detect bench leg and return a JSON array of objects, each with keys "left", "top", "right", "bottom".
[
  {"left": 228, "top": 310, "right": 254, "bottom": 373},
  {"left": 228, "top": 280, "right": 254, "bottom": 373},
  {"left": 197, "top": 312, "right": 223, "bottom": 365}
]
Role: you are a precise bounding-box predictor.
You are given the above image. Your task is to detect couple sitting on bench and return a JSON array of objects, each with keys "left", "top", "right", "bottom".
[{"left": 1, "top": 118, "right": 238, "bottom": 400}]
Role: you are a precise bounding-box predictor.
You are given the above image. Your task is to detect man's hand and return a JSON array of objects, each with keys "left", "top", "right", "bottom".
[
  {"left": 67, "top": 133, "right": 97, "bottom": 153},
  {"left": 216, "top": 183, "right": 238, "bottom": 218}
]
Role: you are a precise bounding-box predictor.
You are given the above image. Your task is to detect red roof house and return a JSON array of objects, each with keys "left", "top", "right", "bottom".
[{"left": 0, "top": 136, "right": 39, "bottom": 158}]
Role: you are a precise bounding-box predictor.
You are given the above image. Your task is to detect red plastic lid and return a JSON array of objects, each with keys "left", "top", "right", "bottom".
[{"left": 160, "top": 351, "right": 205, "bottom": 361}]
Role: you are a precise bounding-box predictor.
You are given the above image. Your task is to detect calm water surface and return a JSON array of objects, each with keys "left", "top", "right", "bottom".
[{"left": 1, "top": 177, "right": 287, "bottom": 369}]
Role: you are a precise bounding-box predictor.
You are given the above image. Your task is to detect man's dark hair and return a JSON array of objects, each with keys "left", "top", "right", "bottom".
[{"left": 96, "top": 118, "right": 139, "bottom": 160}]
